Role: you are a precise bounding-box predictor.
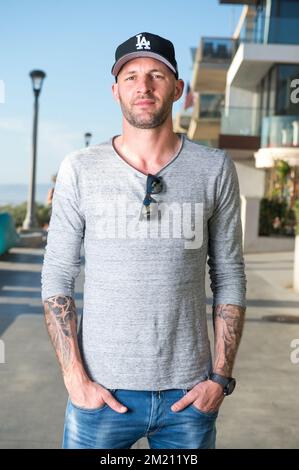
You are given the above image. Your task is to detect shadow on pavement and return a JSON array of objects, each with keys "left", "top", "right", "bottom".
[
  {"left": 0, "top": 248, "right": 83, "bottom": 336},
  {"left": 0, "top": 250, "right": 45, "bottom": 264}
]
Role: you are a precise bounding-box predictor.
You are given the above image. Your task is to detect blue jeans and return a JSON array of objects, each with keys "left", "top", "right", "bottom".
[{"left": 62, "top": 389, "right": 218, "bottom": 449}]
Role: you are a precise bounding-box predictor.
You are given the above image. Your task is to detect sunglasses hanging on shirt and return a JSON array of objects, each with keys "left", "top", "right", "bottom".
[{"left": 139, "top": 174, "right": 164, "bottom": 221}]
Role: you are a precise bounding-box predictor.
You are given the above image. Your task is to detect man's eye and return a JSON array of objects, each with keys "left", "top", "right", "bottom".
[
  {"left": 153, "top": 74, "right": 163, "bottom": 79},
  {"left": 125, "top": 76, "right": 135, "bottom": 81}
]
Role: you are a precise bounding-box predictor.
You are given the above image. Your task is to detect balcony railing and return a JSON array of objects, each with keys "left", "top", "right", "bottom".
[
  {"left": 261, "top": 115, "right": 299, "bottom": 148},
  {"left": 198, "top": 37, "right": 236, "bottom": 63},
  {"left": 221, "top": 107, "right": 261, "bottom": 136},
  {"left": 221, "top": 109, "right": 299, "bottom": 148},
  {"left": 238, "top": 15, "right": 299, "bottom": 45}
]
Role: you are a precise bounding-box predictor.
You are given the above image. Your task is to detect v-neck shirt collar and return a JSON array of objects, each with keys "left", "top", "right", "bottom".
[{"left": 110, "top": 133, "right": 185, "bottom": 178}]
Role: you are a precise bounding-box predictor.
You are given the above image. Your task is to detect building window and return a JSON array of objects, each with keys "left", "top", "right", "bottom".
[
  {"left": 199, "top": 94, "right": 224, "bottom": 119},
  {"left": 268, "top": 0, "right": 299, "bottom": 44},
  {"left": 276, "top": 64, "right": 299, "bottom": 116}
]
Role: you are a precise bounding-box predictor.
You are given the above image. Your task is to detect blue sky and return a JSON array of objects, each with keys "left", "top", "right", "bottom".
[{"left": 0, "top": 0, "right": 242, "bottom": 184}]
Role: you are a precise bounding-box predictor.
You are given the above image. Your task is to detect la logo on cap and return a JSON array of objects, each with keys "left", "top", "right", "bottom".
[{"left": 136, "top": 34, "right": 151, "bottom": 50}]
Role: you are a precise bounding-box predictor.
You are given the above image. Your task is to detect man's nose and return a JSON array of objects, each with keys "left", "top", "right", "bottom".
[{"left": 136, "top": 75, "right": 153, "bottom": 94}]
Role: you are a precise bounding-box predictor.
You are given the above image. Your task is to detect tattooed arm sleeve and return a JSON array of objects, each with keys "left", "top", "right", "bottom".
[
  {"left": 43, "top": 295, "right": 84, "bottom": 378},
  {"left": 212, "top": 304, "right": 246, "bottom": 376}
]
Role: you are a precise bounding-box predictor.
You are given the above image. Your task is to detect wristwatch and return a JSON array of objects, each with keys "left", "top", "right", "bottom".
[{"left": 209, "top": 373, "right": 236, "bottom": 396}]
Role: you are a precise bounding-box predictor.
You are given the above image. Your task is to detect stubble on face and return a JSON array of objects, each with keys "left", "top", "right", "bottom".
[{"left": 118, "top": 84, "right": 175, "bottom": 129}]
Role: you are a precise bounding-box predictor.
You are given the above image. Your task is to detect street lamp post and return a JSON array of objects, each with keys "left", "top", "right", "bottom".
[
  {"left": 84, "top": 132, "right": 92, "bottom": 147},
  {"left": 23, "top": 70, "right": 46, "bottom": 230}
]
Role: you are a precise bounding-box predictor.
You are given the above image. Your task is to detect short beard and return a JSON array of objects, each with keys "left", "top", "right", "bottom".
[{"left": 119, "top": 95, "right": 173, "bottom": 129}]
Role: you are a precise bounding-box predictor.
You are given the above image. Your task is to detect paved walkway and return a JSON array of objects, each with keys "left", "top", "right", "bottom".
[{"left": 0, "top": 247, "right": 298, "bottom": 448}]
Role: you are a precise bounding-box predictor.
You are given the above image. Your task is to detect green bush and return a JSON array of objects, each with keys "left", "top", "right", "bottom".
[
  {"left": 36, "top": 204, "right": 51, "bottom": 227},
  {"left": 0, "top": 203, "right": 51, "bottom": 228},
  {"left": 259, "top": 198, "right": 296, "bottom": 237}
]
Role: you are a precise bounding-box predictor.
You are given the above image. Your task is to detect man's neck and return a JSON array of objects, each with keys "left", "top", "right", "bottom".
[{"left": 113, "top": 123, "right": 181, "bottom": 175}]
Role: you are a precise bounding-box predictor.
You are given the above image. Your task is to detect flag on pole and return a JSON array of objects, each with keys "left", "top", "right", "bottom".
[{"left": 183, "top": 82, "right": 194, "bottom": 110}]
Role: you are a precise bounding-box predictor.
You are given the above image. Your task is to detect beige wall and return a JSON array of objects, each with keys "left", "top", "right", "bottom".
[
  {"left": 235, "top": 161, "right": 265, "bottom": 198},
  {"left": 187, "top": 119, "right": 220, "bottom": 142}
]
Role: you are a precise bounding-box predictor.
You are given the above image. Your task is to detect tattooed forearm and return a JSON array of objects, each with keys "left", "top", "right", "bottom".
[
  {"left": 213, "top": 303, "right": 246, "bottom": 377},
  {"left": 44, "top": 295, "right": 80, "bottom": 376}
]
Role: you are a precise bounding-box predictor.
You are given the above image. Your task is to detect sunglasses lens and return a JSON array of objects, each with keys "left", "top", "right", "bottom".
[
  {"left": 151, "top": 180, "right": 163, "bottom": 194},
  {"left": 147, "top": 175, "right": 163, "bottom": 194}
]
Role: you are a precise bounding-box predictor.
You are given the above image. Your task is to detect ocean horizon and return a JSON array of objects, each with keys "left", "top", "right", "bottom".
[{"left": 0, "top": 184, "right": 51, "bottom": 206}]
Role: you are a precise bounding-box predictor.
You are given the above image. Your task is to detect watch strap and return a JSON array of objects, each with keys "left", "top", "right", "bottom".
[{"left": 209, "top": 373, "right": 231, "bottom": 387}]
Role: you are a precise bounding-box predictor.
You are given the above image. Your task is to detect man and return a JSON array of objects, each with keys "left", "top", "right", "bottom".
[
  {"left": 46, "top": 173, "right": 57, "bottom": 207},
  {"left": 41, "top": 32, "right": 247, "bottom": 449},
  {"left": 46, "top": 173, "right": 57, "bottom": 226}
]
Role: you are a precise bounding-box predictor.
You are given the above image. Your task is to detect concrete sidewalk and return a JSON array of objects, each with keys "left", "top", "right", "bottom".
[{"left": 0, "top": 248, "right": 298, "bottom": 448}]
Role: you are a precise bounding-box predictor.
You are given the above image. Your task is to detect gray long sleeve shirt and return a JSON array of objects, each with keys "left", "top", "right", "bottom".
[{"left": 41, "top": 134, "right": 246, "bottom": 390}]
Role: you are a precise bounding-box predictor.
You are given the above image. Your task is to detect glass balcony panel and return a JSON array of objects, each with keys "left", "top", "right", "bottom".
[
  {"left": 221, "top": 109, "right": 299, "bottom": 147},
  {"left": 261, "top": 115, "right": 299, "bottom": 147},
  {"left": 200, "top": 37, "right": 236, "bottom": 62},
  {"left": 221, "top": 107, "right": 262, "bottom": 136},
  {"left": 239, "top": 15, "right": 299, "bottom": 45}
]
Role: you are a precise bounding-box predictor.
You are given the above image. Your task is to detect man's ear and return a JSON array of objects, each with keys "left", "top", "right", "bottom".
[
  {"left": 173, "top": 79, "right": 184, "bottom": 103},
  {"left": 112, "top": 82, "right": 120, "bottom": 103}
]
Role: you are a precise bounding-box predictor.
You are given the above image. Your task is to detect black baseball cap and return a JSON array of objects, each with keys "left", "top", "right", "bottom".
[{"left": 111, "top": 32, "right": 179, "bottom": 79}]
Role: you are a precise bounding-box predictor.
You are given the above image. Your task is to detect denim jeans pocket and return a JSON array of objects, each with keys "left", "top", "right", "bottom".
[
  {"left": 69, "top": 399, "right": 108, "bottom": 413},
  {"left": 182, "top": 389, "right": 219, "bottom": 418},
  {"left": 68, "top": 388, "right": 116, "bottom": 413},
  {"left": 189, "top": 404, "right": 219, "bottom": 418}
]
